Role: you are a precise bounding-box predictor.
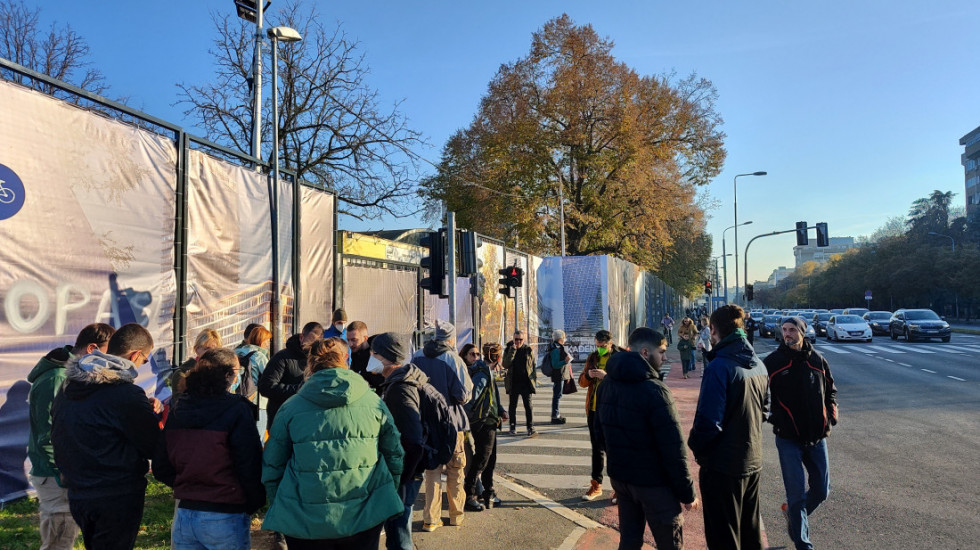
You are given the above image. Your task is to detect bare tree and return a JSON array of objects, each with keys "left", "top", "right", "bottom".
[
  {"left": 0, "top": 0, "right": 107, "bottom": 98},
  {"left": 177, "top": 1, "right": 425, "bottom": 220}
]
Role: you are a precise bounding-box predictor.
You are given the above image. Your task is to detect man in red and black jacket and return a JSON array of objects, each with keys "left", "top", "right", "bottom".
[{"left": 763, "top": 316, "right": 838, "bottom": 550}]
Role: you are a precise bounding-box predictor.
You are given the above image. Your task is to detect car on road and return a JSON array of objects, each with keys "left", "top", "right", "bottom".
[
  {"left": 811, "top": 312, "right": 833, "bottom": 336},
  {"left": 759, "top": 315, "right": 781, "bottom": 338},
  {"left": 826, "top": 314, "right": 872, "bottom": 342},
  {"left": 843, "top": 307, "right": 870, "bottom": 317},
  {"left": 889, "top": 309, "right": 951, "bottom": 342},
  {"left": 863, "top": 311, "right": 893, "bottom": 336}
]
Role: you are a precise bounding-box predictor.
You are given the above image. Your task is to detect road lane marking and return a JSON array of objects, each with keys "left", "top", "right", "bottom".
[
  {"left": 496, "top": 453, "right": 591, "bottom": 466},
  {"left": 495, "top": 476, "right": 601, "bottom": 530},
  {"left": 900, "top": 347, "right": 936, "bottom": 354},
  {"left": 507, "top": 473, "right": 592, "bottom": 490},
  {"left": 852, "top": 347, "right": 877, "bottom": 354},
  {"left": 947, "top": 376, "right": 966, "bottom": 381},
  {"left": 918, "top": 345, "right": 962, "bottom": 354},
  {"left": 868, "top": 345, "right": 905, "bottom": 354},
  {"left": 958, "top": 345, "right": 980, "bottom": 351},
  {"left": 898, "top": 363, "right": 913, "bottom": 367},
  {"left": 498, "top": 438, "right": 592, "bottom": 450},
  {"left": 938, "top": 345, "right": 976, "bottom": 353},
  {"left": 820, "top": 347, "right": 851, "bottom": 354},
  {"left": 882, "top": 358, "right": 895, "bottom": 362},
  {"left": 921, "top": 369, "right": 936, "bottom": 373},
  {"left": 557, "top": 527, "right": 588, "bottom": 550}
]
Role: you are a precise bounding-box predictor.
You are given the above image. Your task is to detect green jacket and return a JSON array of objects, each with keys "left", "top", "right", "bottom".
[
  {"left": 28, "top": 346, "right": 73, "bottom": 479},
  {"left": 262, "top": 367, "right": 404, "bottom": 539}
]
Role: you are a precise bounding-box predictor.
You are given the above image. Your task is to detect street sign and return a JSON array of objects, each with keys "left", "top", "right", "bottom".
[{"left": 865, "top": 290, "right": 872, "bottom": 300}]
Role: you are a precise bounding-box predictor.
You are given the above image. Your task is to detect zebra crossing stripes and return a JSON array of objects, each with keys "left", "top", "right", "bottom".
[
  {"left": 495, "top": 454, "right": 591, "bottom": 466},
  {"left": 917, "top": 345, "right": 962, "bottom": 354},
  {"left": 819, "top": 346, "right": 850, "bottom": 354},
  {"left": 866, "top": 345, "right": 905, "bottom": 354},
  {"left": 507, "top": 473, "right": 589, "bottom": 490}
]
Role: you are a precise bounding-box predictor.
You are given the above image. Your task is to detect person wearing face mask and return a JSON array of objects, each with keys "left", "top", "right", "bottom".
[
  {"left": 763, "top": 317, "right": 838, "bottom": 550},
  {"left": 594, "top": 328, "right": 700, "bottom": 550},
  {"left": 460, "top": 343, "right": 506, "bottom": 512},
  {"left": 262, "top": 337, "right": 403, "bottom": 549},
  {"left": 323, "top": 308, "right": 349, "bottom": 339},
  {"left": 153, "top": 348, "right": 266, "bottom": 550},
  {"left": 233, "top": 325, "right": 272, "bottom": 403},
  {"left": 258, "top": 321, "right": 324, "bottom": 435},
  {"left": 578, "top": 329, "right": 623, "bottom": 502},
  {"left": 348, "top": 320, "right": 384, "bottom": 393}
]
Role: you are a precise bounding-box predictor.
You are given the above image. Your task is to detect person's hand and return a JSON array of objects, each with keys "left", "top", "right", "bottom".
[
  {"left": 683, "top": 497, "right": 700, "bottom": 511},
  {"left": 501, "top": 411, "right": 509, "bottom": 421},
  {"left": 148, "top": 397, "right": 164, "bottom": 414},
  {"left": 589, "top": 369, "right": 606, "bottom": 380}
]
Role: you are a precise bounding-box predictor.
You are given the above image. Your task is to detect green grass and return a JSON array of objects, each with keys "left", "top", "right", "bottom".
[{"left": 0, "top": 477, "right": 270, "bottom": 550}]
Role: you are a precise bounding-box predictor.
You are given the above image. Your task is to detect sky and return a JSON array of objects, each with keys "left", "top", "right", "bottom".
[{"left": 27, "top": 0, "right": 980, "bottom": 286}]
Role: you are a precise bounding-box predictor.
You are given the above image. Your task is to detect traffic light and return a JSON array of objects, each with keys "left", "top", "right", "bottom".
[
  {"left": 795, "top": 221, "right": 809, "bottom": 246},
  {"left": 459, "top": 230, "right": 482, "bottom": 276},
  {"left": 497, "top": 265, "right": 524, "bottom": 297},
  {"left": 419, "top": 229, "right": 447, "bottom": 297},
  {"left": 704, "top": 280, "right": 712, "bottom": 295},
  {"left": 816, "top": 222, "right": 829, "bottom": 247},
  {"left": 745, "top": 283, "right": 754, "bottom": 301},
  {"left": 469, "top": 273, "right": 485, "bottom": 297}
]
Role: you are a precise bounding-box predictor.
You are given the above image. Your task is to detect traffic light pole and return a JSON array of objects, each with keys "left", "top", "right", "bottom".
[
  {"left": 447, "top": 212, "right": 457, "bottom": 327},
  {"left": 743, "top": 225, "right": 818, "bottom": 305}
]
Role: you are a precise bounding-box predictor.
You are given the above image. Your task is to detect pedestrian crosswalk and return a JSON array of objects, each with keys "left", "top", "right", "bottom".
[
  {"left": 754, "top": 339, "right": 980, "bottom": 356},
  {"left": 494, "top": 389, "right": 597, "bottom": 494}
]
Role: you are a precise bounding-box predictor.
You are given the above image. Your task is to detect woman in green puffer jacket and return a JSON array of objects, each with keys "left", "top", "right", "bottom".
[{"left": 262, "top": 337, "right": 404, "bottom": 547}]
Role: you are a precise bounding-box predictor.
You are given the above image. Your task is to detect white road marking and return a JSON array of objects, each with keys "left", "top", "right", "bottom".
[
  {"left": 918, "top": 345, "right": 962, "bottom": 354},
  {"left": 921, "top": 369, "right": 936, "bottom": 373},
  {"left": 498, "top": 438, "right": 592, "bottom": 450},
  {"left": 495, "top": 476, "right": 602, "bottom": 530},
  {"left": 882, "top": 358, "right": 895, "bottom": 363},
  {"left": 820, "top": 346, "right": 851, "bottom": 354},
  {"left": 852, "top": 347, "right": 877, "bottom": 354},
  {"left": 496, "top": 453, "right": 591, "bottom": 466},
  {"left": 947, "top": 376, "right": 966, "bottom": 381},
  {"left": 942, "top": 345, "right": 978, "bottom": 353},
  {"left": 867, "top": 345, "right": 905, "bottom": 354},
  {"left": 898, "top": 363, "right": 913, "bottom": 367},
  {"left": 899, "top": 347, "right": 936, "bottom": 354}
]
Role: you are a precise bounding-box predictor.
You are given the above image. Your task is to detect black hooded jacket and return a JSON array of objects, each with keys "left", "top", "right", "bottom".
[
  {"left": 763, "top": 340, "right": 838, "bottom": 445},
  {"left": 258, "top": 334, "right": 308, "bottom": 427},
  {"left": 381, "top": 364, "right": 429, "bottom": 485},
  {"left": 594, "top": 352, "right": 696, "bottom": 504}
]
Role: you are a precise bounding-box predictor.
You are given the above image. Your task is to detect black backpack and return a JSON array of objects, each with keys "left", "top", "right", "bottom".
[
  {"left": 417, "top": 382, "right": 459, "bottom": 471},
  {"left": 237, "top": 351, "right": 258, "bottom": 398},
  {"left": 539, "top": 348, "right": 555, "bottom": 377}
]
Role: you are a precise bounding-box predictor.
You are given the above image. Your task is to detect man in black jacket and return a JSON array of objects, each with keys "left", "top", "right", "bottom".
[
  {"left": 258, "top": 321, "right": 323, "bottom": 433},
  {"left": 595, "top": 327, "right": 699, "bottom": 550},
  {"left": 51, "top": 323, "right": 160, "bottom": 550},
  {"left": 375, "top": 332, "right": 427, "bottom": 550},
  {"left": 763, "top": 317, "right": 838, "bottom": 550},
  {"left": 688, "top": 305, "right": 769, "bottom": 550},
  {"left": 502, "top": 330, "right": 537, "bottom": 437}
]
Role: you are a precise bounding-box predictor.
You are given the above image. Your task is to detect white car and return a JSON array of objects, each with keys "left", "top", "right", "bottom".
[{"left": 826, "top": 315, "right": 872, "bottom": 342}]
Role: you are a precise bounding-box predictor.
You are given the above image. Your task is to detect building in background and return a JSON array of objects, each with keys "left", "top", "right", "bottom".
[
  {"left": 793, "top": 237, "right": 858, "bottom": 267},
  {"left": 960, "top": 125, "right": 980, "bottom": 216},
  {"left": 755, "top": 266, "right": 795, "bottom": 290}
]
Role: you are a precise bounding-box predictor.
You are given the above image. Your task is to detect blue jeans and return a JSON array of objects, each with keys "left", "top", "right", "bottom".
[
  {"left": 552, "top": 380, "right": 563, "bottom": 418},
  {"left": 775, "top": 436, "right": 830, "bottom": 550},
  {"left": 384, "top": 477, "right": 422, "bottom": 550},
  {"left": 172, "top": 508, "right": 250, "bottom": 550}
]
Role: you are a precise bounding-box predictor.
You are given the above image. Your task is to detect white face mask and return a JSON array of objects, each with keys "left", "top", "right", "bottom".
[
  {"left": 366, "top": 355, "right": 385, "bottom": 374},
  {"left": 334, "top": 323, "right": 346, "bottom": 332}
]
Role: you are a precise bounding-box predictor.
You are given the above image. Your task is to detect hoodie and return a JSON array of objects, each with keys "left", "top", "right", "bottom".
[
  {"left": 382, "top": 364, "right": 430, "bottom": 483},
  {"left": 763, "top": 340, "right": 838, "bottom": 445},
  {"left": 688, "top": 330, "right": 770, "bottom": 477},
  {"left": 412, "top": 340, "right": 471, "bottom": 432},
  {"left": 262, "top": 367, "right": 403, "bottom": 539},
  {"left": 51, "top": 351, "right": 160, "bottom": 499},
  {"left": 27, "top": 346, "right": 72, "bottom": 478},
  {"left": 594, "top": 352, "right": 696, "bottom": 504}
]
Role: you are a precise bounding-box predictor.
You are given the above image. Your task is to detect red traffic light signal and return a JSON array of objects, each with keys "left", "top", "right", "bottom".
[{"left": 704, "top": 280, "right": 712, "bottom": 294}]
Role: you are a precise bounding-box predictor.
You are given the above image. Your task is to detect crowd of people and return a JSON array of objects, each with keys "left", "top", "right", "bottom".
[{"left": 25, "top": 302, "right": 836, "bottom": 550}]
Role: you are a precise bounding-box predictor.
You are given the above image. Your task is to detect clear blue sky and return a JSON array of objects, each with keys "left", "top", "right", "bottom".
[{"left": 32, "top": 0, "right": 980, "bottom": 285}]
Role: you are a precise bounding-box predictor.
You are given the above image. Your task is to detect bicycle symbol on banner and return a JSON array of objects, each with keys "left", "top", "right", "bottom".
[{"left": 0, "top": 178, "right": 15, "bottom": 204}]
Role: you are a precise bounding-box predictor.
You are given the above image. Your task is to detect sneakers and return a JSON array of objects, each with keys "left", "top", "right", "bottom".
[
  {"left": 482, "top": 489, "right": 500, "bottom": 509},
  {"left": 464, "top": 497, "right": 485, "bottom": 512},
  {"left": 582, "top": 479, "right": 602, "bottom": 501},
  {"left": 550, "top": 416, "right": 567, "bottom": 424},
  {"left": 610, "top": 491, "right": 618, "bottom": 505},
  {"left": 526, "top": 429, "right": 538, "bottom": 438},
  {"left": 781, "top": 502, "right": 790, "bottom": 534},
  {"left": 271, "top": 532, "right": 288, "bottom": 550},
  {"left": 450, "top": 515, "right": 465, "bottom": 527},
  {"left": 422, "top": 522, "right": 441, "bottom": 532},
  {"left": 509, "top": 427, "right": 517, "bottom": 436}
]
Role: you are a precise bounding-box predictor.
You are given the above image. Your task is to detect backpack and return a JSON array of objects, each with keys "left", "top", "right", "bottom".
[
  {"left": 466, "top": 370, "right": 499, "bottom": 428},
  {"left": 539, "top": 348, "right": 555, "bottom": 377},
  {"left": 417, "top": 382, "right": 459, "bottom": 471},
  {"left": 237, "top": 351, "right": 258, "bottom": 406}
]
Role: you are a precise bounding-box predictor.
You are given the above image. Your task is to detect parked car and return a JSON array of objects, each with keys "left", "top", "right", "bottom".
[
  {"left": 759, "top": 315, "right": 781, "bottom": 338},
  {"left": 811, "top": 313, "right": 833, "bottom": 336},
  {"left": 826, "top": 314, "right": 872, "bottom": 342},
  {"left": 829, "top": 308, "right": 845, "bottom": 315},
  {"left": 863, "top": 311, "right": 893, "bottom": 336},
  {"left": 843, "top": 307, "right": 870, "bottom": 317},
  {"left": 889, "top": 309, "right": 951, "bottom": 342}
]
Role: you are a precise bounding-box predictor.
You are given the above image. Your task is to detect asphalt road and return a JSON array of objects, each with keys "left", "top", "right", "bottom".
[{"left": 751, "top": 334, "right": 980, "bottom": 549}]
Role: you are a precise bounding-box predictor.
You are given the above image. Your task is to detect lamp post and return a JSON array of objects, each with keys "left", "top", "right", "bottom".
[
  {"left": 267, "top": 25, "right": 303, "bottom": 350},
  {"left": 232, "top": 0, "right": 265, "bottom": 160},
  {"left": 711, "top": 254, "right": 731, "bottom": 313},
  {"left": 928, "top": 231, "right": 957, "bottom": 317},
  {"left": 722, "top": 221, "right": 752, "bottom": 304},
  {"left": 928, "top": 231, "right": 955, "bottom": 252},
  {"left": 734, "top": 171, "right": 766, "bottom": 304}
]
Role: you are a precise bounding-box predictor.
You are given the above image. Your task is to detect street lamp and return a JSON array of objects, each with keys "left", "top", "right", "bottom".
[
  {"left": 710, "top": 253, "right": 731, "bottom": 313},
  {"left": 734, "top": 171, "right": 766, "bottom": 304},
  {"left": 267, "top": 25, "right": 303, "bottom": 351},
  {"left": 722, "top": 221, "right": 752, "bottom": 304},
  {"left": 929, "top": 231, "right": 958, "bottom": 317},
  {"left": 233, "top": 0, "right": 268, "bottom": 160},
  {"left": 928, "top": 231, "right": 955, "bottom": 252}
]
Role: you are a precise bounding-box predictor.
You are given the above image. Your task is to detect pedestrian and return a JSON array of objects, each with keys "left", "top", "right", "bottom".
[
  {"left": 547, "top": 330, "right": 573, "bottom": 424},
  {"left": 661, "top": 313, "right": 675, "bottom": 344},
  {"left": 374, "top": 332, "right": 428, "bottom": 550},
  {"left": 28, "top": 323, "right": 115, "bottom": 550},
  {"left": 578, "top": 329, "right": 623, "bottom": 501},
  {"left": 322, "top": 308, "right": 348, "bottom": 339},
  {"left": 763, "top": 317, "right": 838, "bottom": 550},
  {"left": 688, "top": 305, "right": 770, "bottom": 550},
  {"left": 172, "top": 329, "right": 222, "bottom": 395},
  {"left": 153, "top": 348, "right": 266, "bottom": 550},
  {"left": 51, "top": 323, "right": 161, "bottom": 550},
  {"left": 411, "top": 320, "right": 471, "bottom": 531},
  {"left": 236, "top": 323, "right": 262, "bottom": 349},
  {"left": 233, "top": 324, "right": 271, "bottom": 402},
  {"left": 677, "top": 317, "right": 698, "bottom": 379},
  {"left": 348, "top": 320, "right": 384, "bottom": 393},
  {"left": 258, "top": 321, "right": 323, "bottom": 433},
  {"left": 460, "top": 343, "right": 506, "bottom": 512},
  {"left": 595, "top": 327, "right": 700, "bottom": 550},
  {"left": 503, "top": 330, "right": 537, "bottom": 438},
  {"left": 696, "top": 315, "right": 712, "bottom": 372}
]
